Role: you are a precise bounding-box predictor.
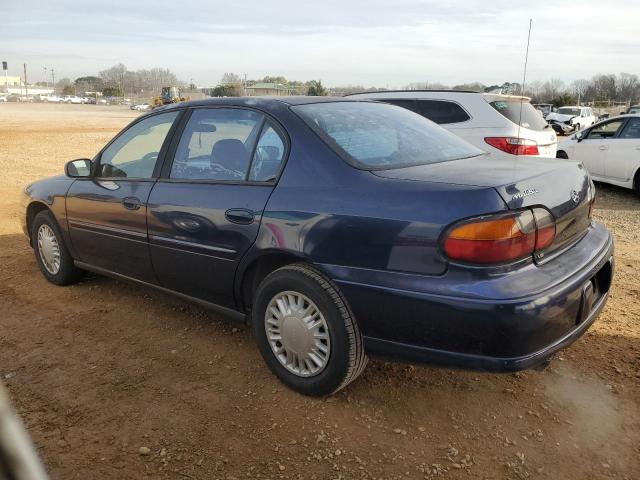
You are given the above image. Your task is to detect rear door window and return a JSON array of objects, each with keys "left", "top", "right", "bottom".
[
  {"left": 619, "top": 118, "right": 640, "bottom": 139},
  {"left": 490, "top": 100, "right": 549, "bottom": 131},
  {"left": 170, "top": 108, "right": 264, "bottom": 181},
  {"left": 381, "top": 99, "right": 470, "bottom": 124},
  {"left": 586, "top": 119, "right": 625, "bottom": 139}
]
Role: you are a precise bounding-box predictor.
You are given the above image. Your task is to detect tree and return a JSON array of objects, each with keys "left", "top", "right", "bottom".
[
  {"left": 211, "top": 85, "right": 239, "bottom": 97},
  {"left": 551, "top": 92, "right": 577, "bottom": 108},
  {"left": 102, "top": 86, "right": 123, "bottom": 97},
  {"left": 570, "top": 79, "right": 589, "bottom": 104},
  {"left": 306, "top": 80, "right": 328, "bottom": 96},
  {"left": 221, "top": 72, "right": 241, "bottom": 85},
  {"left": 74, "top": 76, "right": 103, "bottom": 94},
  {"left": 61, "top": 85, "right": 75, "bottom": 95}
]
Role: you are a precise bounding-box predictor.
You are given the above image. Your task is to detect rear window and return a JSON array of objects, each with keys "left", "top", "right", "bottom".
[
  {"left": 490, "top": 100, "right": 549, "bottom": 131},
  {"left": 380, "top": 99, "right": 470, "bottom": 124},
  {"left": 292, "top": 101, "right": 483, "bottom": 170}
]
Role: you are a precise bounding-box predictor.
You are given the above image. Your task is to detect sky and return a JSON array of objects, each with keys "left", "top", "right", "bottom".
[{"left": 2, "top": 0, "right": 639, "bottom": 88}]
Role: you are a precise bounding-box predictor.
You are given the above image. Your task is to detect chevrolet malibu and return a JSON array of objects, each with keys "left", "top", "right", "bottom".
[{"left": 22, "top": 97, "right": 614, "bottom": 396}]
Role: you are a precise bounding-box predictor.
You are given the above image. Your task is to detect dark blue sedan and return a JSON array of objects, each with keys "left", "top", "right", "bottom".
[{"left": 22, "top": 97, "right": 614, "bottom": 396}]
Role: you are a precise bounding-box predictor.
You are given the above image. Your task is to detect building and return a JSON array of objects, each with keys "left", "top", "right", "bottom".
[
  {"left": 2, "top": 76, "right": 23, "bottom": 89},
  {"left": 244, "top": 82, "right": 296, "bottom": 96}
]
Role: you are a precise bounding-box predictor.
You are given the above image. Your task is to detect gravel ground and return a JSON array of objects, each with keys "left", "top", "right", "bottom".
[{"left": 0, "top": 103, "right": 639, "bottom": 480}]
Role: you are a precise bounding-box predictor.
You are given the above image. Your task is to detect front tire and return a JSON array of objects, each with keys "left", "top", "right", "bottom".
[
  {"left": 32, "top": 211, "right": 83, "bottom": 285},
  {"left": 252, "top": 264, "right": 367, "bottom": 396}
]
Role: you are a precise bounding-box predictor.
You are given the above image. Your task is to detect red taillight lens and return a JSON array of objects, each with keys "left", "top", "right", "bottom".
[
  {"left": 531, "top": 207, "right": 555, "bottom": 250},
  {"left": 484, "top": 137, "right": 539, "bottom": 156},
  {"left": 443, "top": 211, "right": 536, "bottom": 264},
  {"left": 443, "top": 208, "right": 556, "bottom": 264}
]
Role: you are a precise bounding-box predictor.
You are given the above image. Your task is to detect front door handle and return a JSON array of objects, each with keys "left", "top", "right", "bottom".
[
  {"left": 122, "top": 196, "right": 142, "bottom": 210},
  {"left": 599, "top": 145, "right": 608, "bottom": 150},
  {"left": 225, "top": 208, "right": 254, "bottom": 224}
]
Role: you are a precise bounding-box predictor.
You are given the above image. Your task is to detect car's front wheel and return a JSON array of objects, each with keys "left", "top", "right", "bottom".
[
  {"left": 32, "top": 211, "right": 83, "bottom": 285},
  {"left": 252, "top": 264, "right": 367, "bottom": 396}
]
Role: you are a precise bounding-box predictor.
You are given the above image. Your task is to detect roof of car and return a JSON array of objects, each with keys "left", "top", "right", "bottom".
[
  {"left": 163, "top": 96, "right": 359, "bottom": 110},
  {"left": 346, "top": 89, "right": 479, "bottom": 95}
]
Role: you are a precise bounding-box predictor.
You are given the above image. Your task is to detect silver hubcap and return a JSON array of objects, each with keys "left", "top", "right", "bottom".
[
  {"left": 265, "top": 291, "right": 331, "bottom": 377},
  {"left": 37, "top": 224, "right": 61, "bottom": 275}
]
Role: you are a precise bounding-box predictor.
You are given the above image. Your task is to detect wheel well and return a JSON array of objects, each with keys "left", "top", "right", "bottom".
[
  {"left": 26, "top": 202, "right": 50, "bottom": 242},
  {"left": 240, "top": 252, "right": 305, "bottom": 314},
  {"left": 556, "top": 150, "right": 568, "bottom": 159},
  {"left": 634, "top": 168, "right": 640, "bottom": 193}
]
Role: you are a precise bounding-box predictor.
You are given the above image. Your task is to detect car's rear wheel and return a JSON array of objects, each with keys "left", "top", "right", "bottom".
[
  {"left": 634, "top": 169, "right": 640, "bottom": 197},
  {"left": 252, "top": 263, "right": 367, "bottom": 396},
  {"left": 556, "top": 150, "right": 568, "bottom": 159},
  {"left": 32, "top": 211, "right": 83, "bottom": 285}
]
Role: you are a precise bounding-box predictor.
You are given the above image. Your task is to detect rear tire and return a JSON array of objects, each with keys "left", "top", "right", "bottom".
[
  {"left": 252, "top": 263, "right": 367, "bottom": 396},
  {"left": 634, "top": 169, "right": 640, "bottom": 197},
  {"left": 32, "top": 211, "right": 83, "bottom": 286},
  {"left": 556, "top": 150, "right": 568, "bottom": 159}
]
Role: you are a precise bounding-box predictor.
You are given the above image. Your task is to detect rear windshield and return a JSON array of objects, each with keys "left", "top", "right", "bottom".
[
  {"left": 557, "top": 107, "right": 581, "bottom": 116},
  {"left": 490, "top": 100, "right": 549, "bottom": 131},
  {"left": 292, "top": 101, "right": 483, "bottom": 170}
]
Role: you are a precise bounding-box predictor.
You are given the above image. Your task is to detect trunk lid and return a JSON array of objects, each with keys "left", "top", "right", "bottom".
[{"left": 373, "top": 156, "right": 592, "bottom": 262}]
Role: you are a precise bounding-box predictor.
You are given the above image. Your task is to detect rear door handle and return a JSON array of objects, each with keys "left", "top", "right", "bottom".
[
  {"left": 225, "top": 208, "right": 254, "bottom": 224},
  {"left": 122, "top": 196, "right": 142, "bottom": 210},
  {"left": 599, "top": 145, "right": 608, "bottom": 150}
]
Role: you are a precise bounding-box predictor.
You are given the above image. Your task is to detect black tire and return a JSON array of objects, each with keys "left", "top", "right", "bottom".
[
  {"left": 32, "top": 211, "right": 83, "bottom": 285},
  {"left": 252, "top": 263, "right": 367, "bottom": 396},
  {"left": 634, "top": 169, "right": 640, "bottom": 197},
  {"left": 556, "top": 150, "right": 568, "bottom": 159}
]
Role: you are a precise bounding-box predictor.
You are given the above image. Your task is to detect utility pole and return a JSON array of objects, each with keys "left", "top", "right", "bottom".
[
  {"left": 43, "top": 66, "right": 48, "bottom": 89},
  {"left": 50, "top": 69, "right": 55, "bottom": 92},
  {"left": 23, "top": 64, "right": 28, "bottom": 99}
]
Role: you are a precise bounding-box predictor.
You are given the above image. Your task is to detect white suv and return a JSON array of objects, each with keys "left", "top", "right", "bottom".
[
  {"left": 347, "top": 90, "right": 557, "bottom": 159},
  {"left": 62, "top": 95, "right": 86, "bottom": 104},
  {"left": 546, "top": 106, "right": 596, "bottom": 132}
]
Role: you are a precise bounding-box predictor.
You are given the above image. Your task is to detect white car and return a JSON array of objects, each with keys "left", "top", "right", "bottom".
[
  {"left": 62, "top": 95, "right": 86, "bottom": 104},
  {"left": 347, "top": 90, "right": 557, "bottom": 159},
  {"left": 132, "top": 103, "right": 150, "bottom": 111},
  {"left": 546, "top": 106, "right": 596, "bottom": 132},
  {"left": 557, "top": 115, "right": 640, "bottom": 195}
]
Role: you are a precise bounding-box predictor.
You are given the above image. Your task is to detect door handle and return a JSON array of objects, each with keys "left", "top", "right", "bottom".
[
  {"left": 225, "top": 208, "right": 254, "bottom": 224},
  {"left": 122, "top": 197, "right": 142, "bottom": 210},
  {"left": 598, "top": 145, "right": 608, "bottom": 150}
]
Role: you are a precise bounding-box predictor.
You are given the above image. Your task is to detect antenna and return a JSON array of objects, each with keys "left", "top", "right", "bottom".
[{"left": 516, "top": 18, "right": 533, "bottom": 157}]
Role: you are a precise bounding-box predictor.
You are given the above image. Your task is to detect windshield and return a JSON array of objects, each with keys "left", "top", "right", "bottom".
[
  {"left": 557, "top": 107, "right": 581, "bottom": 116},
  {"left": 292, "top": 101, "right": 483, "bottom": 170},
  {"left": 489, "top": 100, "right": 549, "bottom": 131}
]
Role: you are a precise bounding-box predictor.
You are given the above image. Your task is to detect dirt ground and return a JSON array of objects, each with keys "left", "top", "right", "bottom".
[{"left": 0, "top": 103, "right": 638, "bottom": 480}]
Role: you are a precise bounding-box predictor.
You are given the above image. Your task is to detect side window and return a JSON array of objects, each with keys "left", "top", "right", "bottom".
[
  {"left": 248, "top": 123, "right": 286, "bottom": 181},
  {"left": 384, "top": 99, "right": 470, "bottom": 124},
  {"left": 586, "top": 120, "right": 625, "bottom": 139},
  {"left": 620, "top": 118, "right": 640, "bottom": 139},
  {"left": 99, "top": 111, "right": 179, "bottom": 178},
  {"left": 170, "top": 108, "right": 264, "bottom": 181}
]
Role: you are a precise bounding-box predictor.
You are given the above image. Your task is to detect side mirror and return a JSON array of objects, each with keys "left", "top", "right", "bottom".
[
  {"left": 576, "top": 131, "right": 585, "bottom": 142},
  {"left": 65, "top": 158, "right": 93, "bottom": 178}
]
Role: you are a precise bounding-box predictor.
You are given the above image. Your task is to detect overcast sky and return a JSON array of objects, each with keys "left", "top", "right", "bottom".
[{"left": 3, "top": 0, "right": 639, "bottom": 88}]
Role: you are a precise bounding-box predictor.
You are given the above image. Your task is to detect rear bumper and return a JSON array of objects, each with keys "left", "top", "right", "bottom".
[{"left": 322, "top": 221, "right": 614, "bottom": 371}]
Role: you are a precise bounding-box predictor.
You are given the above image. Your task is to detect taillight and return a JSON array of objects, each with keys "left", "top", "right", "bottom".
[
  {"left": 442, "top": 208, "right": 556, "bottom": 264},
  {"left": 484, "top": 137, "right": 539, "bottom": 156}
]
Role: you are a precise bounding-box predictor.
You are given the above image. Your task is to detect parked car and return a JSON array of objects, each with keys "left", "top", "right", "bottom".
[
  {"left": 38, "top": 94, "right": 61, "bottom": 103},
  {"left": 546, "top": 106, "right": 596, "bottom": 134},
  {"left": 62, "top": 95, "right": 86, "bottom": 104},
  {"left": 6, "top": 93, "right": 29, "bottom": 102},
  {"left": 131, "top": 103, "right": 150, "bottom": 111},
  {"left": 533, "top": 103, "right": 555, "bottom": 117},
  {"left": 624, "top": 105, "right": 640, "bottom": 115},
  {"left": 557, "top": 114, "right": 640, "bottom": 195},
  {"left": 22, "top": 98, "right": 613, "bottom": 396},
  {"left": 347, "top": 90, "right": 558, "bottom": 159},
  {"left": 0, "top": 94, "right": 7, "bottom": 102}
]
